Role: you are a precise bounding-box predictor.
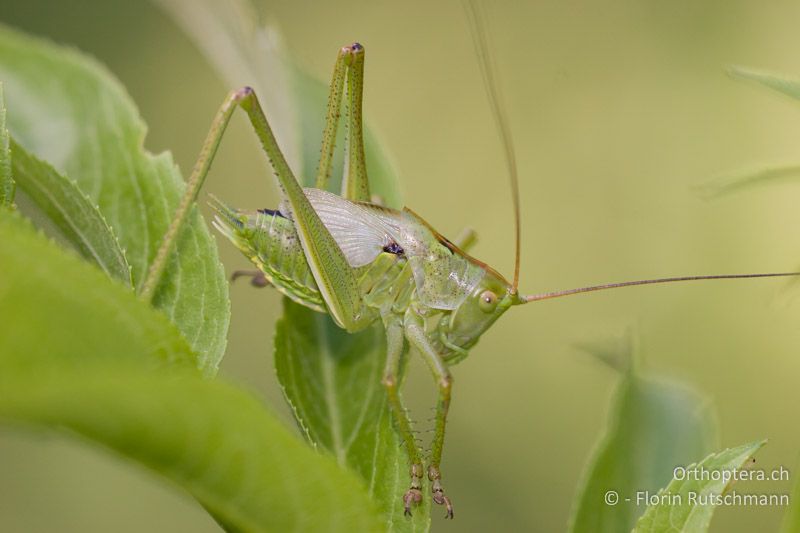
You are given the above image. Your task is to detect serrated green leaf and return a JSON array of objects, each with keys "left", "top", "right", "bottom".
[
  {"left": 0, "top": 210, "right": 384, "bottom": 533},
  {"left": 276, "top": 300, "right": 431, "bottom": 532},
  {"left": 730, "top": 66, "right": 800, "bottom": 101},
  {"left": 0, "top": 24, "right": 229, "bottom": 373},
  {"left": 633, "top": 440, "right": 766, "bottom": 533},
  {"left": 569, "top": 368, "right": 717, "bottom": 533},
  {"left": 0, "top": 211, "right": 195, "bottom": 371},
  {"left": 0, "top": 83, "right": 13, "bottom": 207},
  {"left": 10, "top": 137, "right": 132, "bottom": 285}
]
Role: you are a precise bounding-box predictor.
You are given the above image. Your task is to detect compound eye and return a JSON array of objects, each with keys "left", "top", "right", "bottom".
[{"left": 478, "top": 290, "right": 498, "bottom": 313}]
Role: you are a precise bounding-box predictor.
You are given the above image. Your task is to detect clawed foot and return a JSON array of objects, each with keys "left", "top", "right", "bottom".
[
  {"left": 429, "top": 465, "right": 454, "bottom": 519},
  {"left": 403, "top": 463, "right": 424, "bottom": 516},
  {"left": 432, "top": 490, "right": 454, "bottom": 519},
  {"left": 401, "top": 464, "right": 455, "bottom": 519},
  {"left": 230, "top": 270, "right": 270, "bottom": 288},
  {"left": 403, "top": 488, "right": 423, "bottom": 516}
]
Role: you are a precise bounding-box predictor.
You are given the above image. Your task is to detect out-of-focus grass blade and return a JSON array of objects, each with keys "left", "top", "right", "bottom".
[
  {"left": 152, "top": 0, "right": 302, "bottom": 172},
  {"left": 730, "top": 66, "right": 800, "bottom": 102},
  {"left": 633, "top": 440, "right": 766, "bottom": 532},
  {"left": 569, "top": 342, "right": 717, "bottom": 533},
  {"left": 696, "top": 68, "right": 800, "bottom": 199},
  {"left": 11, "top": 137, "right": 132, "bottom": 285},
  {"left": 697, "top": 164, "right": 800, "bottom": 199}
]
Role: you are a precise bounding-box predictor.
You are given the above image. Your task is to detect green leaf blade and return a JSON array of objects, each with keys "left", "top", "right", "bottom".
[
  {"left": 780, "top": 463, "right": 800, "bottom": 533},
  {"left": 2, "top": 373, "right": 385, "bottom": 533},
  {"left": 569, "top": 369, "right": 717, "bottom": 533},
  {"left": 633, "top": 440, "right": 766, "bottom": 533},
  {"left": 275, "top": 301, "right": 430, "bottom": 532},
  {"left": 10, "top": 137, "right": 132, "bottom": 285},
  {"left": 0, "top": 211, "right": 195, "bottom": 372},
  {"left": 0, "top": 210, "right": 384, "bottom": 533},
  {"left": 0, "top": 23, "right": 229, "bottom": 373},
  {"left": 729, "top": 66, "right": 800, "bottom": 102},
  {"left": 0, "top": 83, "right": 13, "bottom": 207}
]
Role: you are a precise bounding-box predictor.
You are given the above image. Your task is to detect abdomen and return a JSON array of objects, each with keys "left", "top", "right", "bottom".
[
  {"left": 211, "top": 198, "right": 326, "bottom": 312},
  {"left": 210, "top": 197, "right": 414, "bottom": 322}
]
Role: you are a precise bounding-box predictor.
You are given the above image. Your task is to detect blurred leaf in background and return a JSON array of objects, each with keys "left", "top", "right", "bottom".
[
  {"left": 698, "top": 67, "right": 800, "bottom": 200},
  {"left": 0, "top": 83, "right": 13, "bottom": 207},
  {"left": 569, "top": 335, "right": 717, "bottom": 533},
  {"left": 153, "top": 0, "right": 401, "bottom": 202},
  {"left": 781, "top": 467, "right": 800, "bottom": 533}
]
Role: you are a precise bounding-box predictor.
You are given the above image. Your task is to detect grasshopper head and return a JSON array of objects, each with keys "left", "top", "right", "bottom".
[{"left": 442, "top": 269, "right": 523, "bottom": 363}]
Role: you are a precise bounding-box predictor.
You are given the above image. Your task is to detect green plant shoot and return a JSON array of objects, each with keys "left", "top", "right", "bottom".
[{"left": 140, "top": 1, "right": 800, "bottom": 519}]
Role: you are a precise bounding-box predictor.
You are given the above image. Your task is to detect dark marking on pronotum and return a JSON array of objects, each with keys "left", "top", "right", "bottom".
[
  {"left": 258, "top": 208, "right": 286, "bottom": 219},
  {"left": 383, "top": 241, "right": 404, "bottom": 255}
]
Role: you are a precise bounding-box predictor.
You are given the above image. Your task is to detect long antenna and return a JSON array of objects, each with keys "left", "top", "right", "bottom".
[
  {"left": 523, "top": 272, "right": 800, "bottom": 302},
  {"left": 463, "top": 0, "right": 522, "bottom": 292}
]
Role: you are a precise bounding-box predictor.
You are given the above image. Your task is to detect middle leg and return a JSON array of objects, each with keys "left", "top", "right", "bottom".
[
  {"left": 404, "top": 309, "right": 455, "bottom": 519},
  {"left": 381, "top": 315, "right": 425, "bottom": 516}
]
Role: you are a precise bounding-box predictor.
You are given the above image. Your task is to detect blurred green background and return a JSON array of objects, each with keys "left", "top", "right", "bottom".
[{"left": 3, "top": 0, "right": 800, "bottom": 531}]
